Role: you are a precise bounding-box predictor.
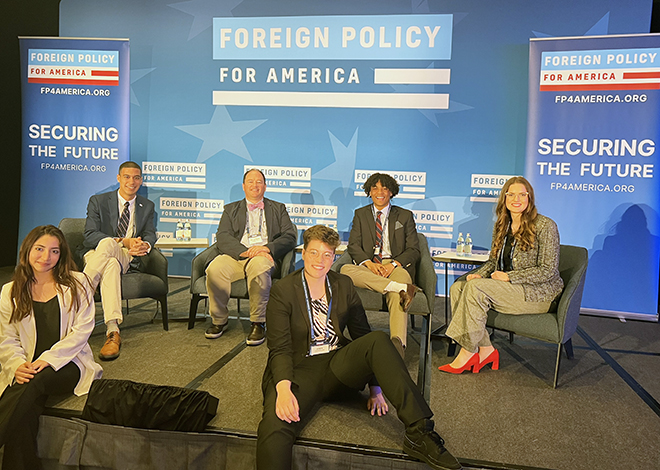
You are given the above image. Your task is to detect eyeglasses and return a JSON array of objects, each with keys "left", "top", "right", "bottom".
[
  {"left": 505, "top": 192, "right": 529, "bottom": 200},
  {"left": 305, "top": 249, "right": 335, "bottom": 260}
]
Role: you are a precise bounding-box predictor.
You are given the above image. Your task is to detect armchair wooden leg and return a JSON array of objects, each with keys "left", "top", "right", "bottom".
[
  {"left": 509, "top": 331, "right": 514, "bottom": 343},
  {"left": 188, "top": 294, "right": 202, "bottom": 330},
  {"left": 553, "top": 343, "right": 563, "bottom": 389},
  {"left": 159, "top": 296, "right": 168, "bottom": 331}
]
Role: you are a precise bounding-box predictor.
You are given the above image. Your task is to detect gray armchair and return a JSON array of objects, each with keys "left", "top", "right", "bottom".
[
  {"left": 58, "top": 218, "right": 170, "bottom": 330},
  {"left": 331, "top": 233, "right": 436, "bottom": 400},
  {"left": 455, "top": 244, "right": 588, "bottom": 388},
  {"left": 187, "top": 232, "right": 297, "bottom": 329}
]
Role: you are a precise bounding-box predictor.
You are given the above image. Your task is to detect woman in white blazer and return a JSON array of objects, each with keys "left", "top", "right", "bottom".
[{"left": 0, "top": 225, "right": 103, "bottom": 470}]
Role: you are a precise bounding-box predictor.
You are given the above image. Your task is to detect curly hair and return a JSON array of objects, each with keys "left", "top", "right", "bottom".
[
  {"left": 491, "top": 176, "right": 538, "bottom": 255},
  {"left": 362, "top": 173, "right": 399, "bottom": 197},
  {"left": 10, "top": 225, "right": 89, "bottom": 323}
]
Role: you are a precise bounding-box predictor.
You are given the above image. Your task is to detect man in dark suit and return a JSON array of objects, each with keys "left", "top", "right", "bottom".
[
  {"left": 81, "top": 161, "right": 157, "bottom": 360},
  {"left": 341, "top": 173, "right": 420, "bottom": 356},
  {"left": 256, "top": 225, "right": 461, "bottom": 470},
  {"left": 204, "top": 169, "right": 297, "bottom": 345}
]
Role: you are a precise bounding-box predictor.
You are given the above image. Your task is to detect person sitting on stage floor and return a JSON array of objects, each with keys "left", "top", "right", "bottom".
[
  {"left": 0, "top": 225, "right": 103, "bottom": 470},
  {"left": 257, "top": 225, "right": 461, "bottom": 470},
  {"left": 80, "top": 161, "right": 157, "bottom": 361},
  {"left": 439, "top": 176, "right": 563, "bottom": 374},
  {"left": 204, "top": 168, "right": 297, "bottom": 345},
  {"left": 340, "top": 172, "right": 421, "bottom": 357}
]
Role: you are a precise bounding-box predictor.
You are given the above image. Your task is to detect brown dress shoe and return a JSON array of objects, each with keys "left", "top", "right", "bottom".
[
  {"left": 399, "top": 284, "right": 420, "bottom": 313},
  {"left": 99, "top": 331, "right": 121, "bottom": 361}
]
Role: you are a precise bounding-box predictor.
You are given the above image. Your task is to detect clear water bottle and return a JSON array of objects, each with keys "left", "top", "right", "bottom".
[
  {"left": 175, "top": 219, "right": 183, "bottom": 241},
  {"left": 183, "top": 219, "right": 192, "bottom": 241},
  {"left": 456, "top": 232, "right": 464, "bottom": 255},
  {"left": 464, "top": 233, "right": 473, "bottom": 256}
]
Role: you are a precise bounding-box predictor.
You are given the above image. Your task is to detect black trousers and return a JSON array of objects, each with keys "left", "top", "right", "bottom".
[
  {"left": 0, "top": 362, "right": 80, "bottom": 470},
  {"left": 256, "top": 331, "right": 432, "bottom": 470}
]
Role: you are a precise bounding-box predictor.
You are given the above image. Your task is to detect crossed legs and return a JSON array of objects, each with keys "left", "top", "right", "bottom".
[
  {"left": 445, "top": 278, "right": 551, "bottom": 368},
  {"left": 340, "top": 263, "right": 412, "bottom": 348},
  {"left": 83, "top": 237, "right": 132, "bottom": 327}
]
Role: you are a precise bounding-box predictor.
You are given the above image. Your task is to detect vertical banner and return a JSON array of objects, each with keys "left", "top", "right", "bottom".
[
  {"left": 526, "top": 34, "right": 660, "bottom": 320},
  {"left": 18, "top": 37, "right": 130, "bottom": 241}
]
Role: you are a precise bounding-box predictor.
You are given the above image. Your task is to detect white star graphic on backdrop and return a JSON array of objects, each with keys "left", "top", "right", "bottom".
[
  {"left": 168, "top": 0, "right": 245, "bottom": 40},
  {"left": 176, "top": 106, "right": 266, "bottom": 163},
  {"left": 314, "top": 129, "right": 359, "bottom": 192},
  {"left": 130, "top": 67, "right": 156, "bottom": 106},
  {"left": 411, "top": 0, "right": 430, "bottom": 14},
  {"left": 534, "top": 12, "right": 609, "bottom": 37}
]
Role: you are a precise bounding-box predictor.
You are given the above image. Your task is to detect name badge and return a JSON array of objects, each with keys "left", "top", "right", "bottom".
[
  {"left": 309, "top": 342, "right": 331, "bottom": 356},
  {"left": 248, "top": 235, "right": 264, "bottom": 246},
  {"left": 373, "top": 246, "right": 381, "bottom": 255}
]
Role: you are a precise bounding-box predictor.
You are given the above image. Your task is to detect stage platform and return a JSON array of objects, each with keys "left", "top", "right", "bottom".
[{"left": 22, "top": 278, "right": 660, "bottom": 470}]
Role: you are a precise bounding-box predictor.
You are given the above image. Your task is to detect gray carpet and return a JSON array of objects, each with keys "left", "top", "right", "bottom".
[{"left": 44, "top": 277, "right": 660, "bottom": 470}]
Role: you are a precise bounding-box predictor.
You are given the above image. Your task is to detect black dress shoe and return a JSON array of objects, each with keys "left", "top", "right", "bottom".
[
  {"left": 205, "top": 322, "right": 228, "bottom": 339},
  {"left": 403, "top": 419, "right": 462, "bottom": 470},
  {"left": 246, "top": 322, "right": 266, "bottom": 346}
]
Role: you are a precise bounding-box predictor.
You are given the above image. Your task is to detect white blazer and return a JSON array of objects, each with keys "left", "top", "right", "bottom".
[{"left": 0, "top": 271, "right": 103, "bottom": 396}]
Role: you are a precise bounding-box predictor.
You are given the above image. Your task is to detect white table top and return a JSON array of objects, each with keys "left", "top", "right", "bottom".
[{"left": 432, "top": 249, "right": 490, "bottom": 263}]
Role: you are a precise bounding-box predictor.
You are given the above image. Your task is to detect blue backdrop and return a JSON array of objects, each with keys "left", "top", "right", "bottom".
[{"left": 52, "top": 0, "right": 652, "bottom": 301}]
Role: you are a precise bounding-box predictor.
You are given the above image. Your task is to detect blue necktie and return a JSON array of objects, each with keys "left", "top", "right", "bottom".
[{"left": 116, "top": 201, "right": 130, "bottom": 238}]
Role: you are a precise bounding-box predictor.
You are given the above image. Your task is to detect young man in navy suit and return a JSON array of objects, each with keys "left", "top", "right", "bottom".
[
  {"left": 81, "top": 161, "right": 157, "bottom": 360},
  {"left": 341, "top": 173, "right": 421, "bottom": 357}
]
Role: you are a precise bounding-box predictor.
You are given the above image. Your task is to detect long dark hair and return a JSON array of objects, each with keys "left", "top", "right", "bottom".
[
  {"left": 10, "top": 225, "right": 89, "bottom": 323},
  {"left": 491, "top": 177, "right": 538, "bottom": 255}
]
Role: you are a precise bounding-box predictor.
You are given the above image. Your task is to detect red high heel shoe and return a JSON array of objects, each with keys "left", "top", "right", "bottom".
[
  {"left": 473, "top": 349, "right": 499, "bottom": 373},
  {"left": 438, "top": 353, "right": 479, "bottom": 374}
]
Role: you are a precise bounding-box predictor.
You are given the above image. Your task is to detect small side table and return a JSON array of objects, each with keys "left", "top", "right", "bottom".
[
  {"left": 431, "top": 250, "right": 489, "bottom": 353},
  {"left": 155, "top": 238, "right": 210, "bottom": 322}
]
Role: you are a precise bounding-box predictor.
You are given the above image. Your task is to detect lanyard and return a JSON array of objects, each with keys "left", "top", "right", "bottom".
[
  {"left": 301, "top": 271, "right": 333, "bottom": 343},
  {"left": 246, "top": 208, "right": 264, "bottom": 237}
]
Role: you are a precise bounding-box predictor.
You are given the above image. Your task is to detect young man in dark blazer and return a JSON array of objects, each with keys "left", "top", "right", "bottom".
[
  {"left": 257, "top": 225, "right": 460, "bottom": 470},
  {"left": 204, "top": 169, "right": 297, "bottom": 345},
  {"left": 81, "top": 161, "right": 157, "bottom": 360},
  {"left": 341, "top": 173, "right": 421, "bottom": 356}
]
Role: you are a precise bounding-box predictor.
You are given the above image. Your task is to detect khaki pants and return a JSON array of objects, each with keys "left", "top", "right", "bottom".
[
  {"left": 205, "top": 254, "right": 275, "bottom": 325},
  {"left": 83, "top": 237, "right": 133, "bottom": 325},
  {"left": 447, "top": 278, "right": 552, "bottom": 353},
  {"left": 340, "top": 260, "right": 411, "bottom": 347}
]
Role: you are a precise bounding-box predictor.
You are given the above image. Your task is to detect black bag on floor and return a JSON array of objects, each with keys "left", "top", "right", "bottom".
[{"left": 81, "top": 379, "right": 218, "bottom": 432}]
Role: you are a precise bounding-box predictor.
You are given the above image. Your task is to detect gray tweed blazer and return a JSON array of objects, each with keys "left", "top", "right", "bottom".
[{"left": 474, "top": 214, "right": 563, "bottom": 303}]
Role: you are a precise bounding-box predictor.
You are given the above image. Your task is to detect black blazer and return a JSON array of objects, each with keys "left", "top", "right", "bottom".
[
  {"left": 81, "top": 191, "right": 157, "bottom": 256},
  {"left": 346, "top": 204, "right": 420, "bottom": 281},
  {"left": 262, "top": 269, "right": 371, "bottom": 389},
  {"left": 215, "top": 198, "right": 297, "bottom": 263}
]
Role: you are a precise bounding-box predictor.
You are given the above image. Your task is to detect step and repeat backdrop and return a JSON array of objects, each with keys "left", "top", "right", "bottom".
[{"left": 20, "top": 0, "right": 654, "bottom": 316}]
